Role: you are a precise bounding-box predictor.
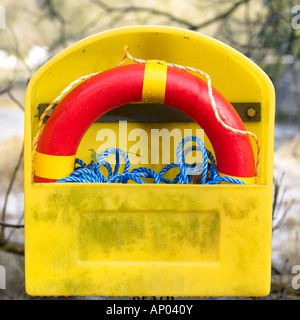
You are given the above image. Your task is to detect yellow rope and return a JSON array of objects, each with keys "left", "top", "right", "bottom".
[{"left": 32, "top": 45, "right": 261, "bottom": 181}]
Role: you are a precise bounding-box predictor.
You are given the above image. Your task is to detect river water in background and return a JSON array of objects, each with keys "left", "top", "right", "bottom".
[
  {"left": 0, "top": 107, "right": 299, "bottom": 269},
  {"left": 0, "top": 107, "right": 24, "bottom": 141}
]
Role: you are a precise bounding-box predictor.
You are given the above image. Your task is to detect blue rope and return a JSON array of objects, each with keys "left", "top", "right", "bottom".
[{"left": 56, "top": 136, "right": 245, "bottom": 185}]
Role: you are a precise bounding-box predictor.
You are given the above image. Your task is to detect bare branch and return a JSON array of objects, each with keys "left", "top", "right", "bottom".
[
  {"left": 273, "top": 172, "right": 285, "bottom": 215},
  {"left": 0, "top": 220, "right": 24, "bottom": 229},
  {"left": 91, "top": 0, "right": 198, "bottom": 29},
  {"left": 6, "top": 22, "right": 33, "bottom": 79},
  {"left": 6, "top": 90, "right": 25, "bottom": 111},
  {"left": 194, "top": 0, "right": 250, "bottom": 30},
  {"left": 0, "top": 141, "right": 24, "bottom": 243},
  {"left": 0, "top": 86, "right": 12, "bottom": 95},
  {"left": 0, "top": 85, "right": 24, "bottom": 111},
  {"left": 0, "top": 241, "right": 24, "bottom": 255},
  {"left": 38, "top": 0, "right": 68, "bottom": 50},
  {"left": 256, "top": 11, "right": 295, "bottom": 39},
  {"left": 91, "top": 0, "right": 250, "bottom": 31},
  {"left": 5, "top": 212, "right": 24, "bottom": 244},
  {"left": 272, "top": 171, "right": 294, "bottom": 232},
  {"left": 273, "top": 198, "right": 294, "bottom": 232}
]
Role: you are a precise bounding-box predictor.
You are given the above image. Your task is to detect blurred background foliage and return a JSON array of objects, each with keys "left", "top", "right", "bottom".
[
  {"left": 1, "top": 0, "right": 300, "bottom": 121},
  {"left": 0, "top": 0, "right": 300, "bottom": 299}
]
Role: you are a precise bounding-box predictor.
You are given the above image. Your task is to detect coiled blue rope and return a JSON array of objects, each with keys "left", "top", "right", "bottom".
[{"left": 56, "top": 136, "right": 245, "bottom": 185}]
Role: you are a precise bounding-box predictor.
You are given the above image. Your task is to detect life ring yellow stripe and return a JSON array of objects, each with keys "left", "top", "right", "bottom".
[
  {"left": 142, "top": 63, "right": 168, "bottom": 103},
  {"left": 219, "top": 173, "right": 256, "bottom": 184},
  {"left": 34, "top": 152, "right": 75, "bottom": 180}
]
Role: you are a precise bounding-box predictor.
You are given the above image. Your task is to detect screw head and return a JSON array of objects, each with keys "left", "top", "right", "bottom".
[{"left": 246, "top": 107, "right": 257, "bottom": 118}]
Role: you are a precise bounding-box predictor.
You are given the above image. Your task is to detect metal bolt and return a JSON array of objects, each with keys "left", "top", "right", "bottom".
[{"left": 246, "top": 107, "right": 256, "bottom": 118}]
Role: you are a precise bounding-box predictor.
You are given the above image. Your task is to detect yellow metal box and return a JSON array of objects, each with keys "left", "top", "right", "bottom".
[{"left": 24, "top": 26, "right": 275, "bottom": 297}]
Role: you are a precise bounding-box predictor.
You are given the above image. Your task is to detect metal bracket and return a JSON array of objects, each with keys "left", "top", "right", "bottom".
[
  {"left": 231, "top": 103, "right": 261, "bottom": 122},
  {"left": 38, "top": 102, "right": 261, "bottom": 123}
]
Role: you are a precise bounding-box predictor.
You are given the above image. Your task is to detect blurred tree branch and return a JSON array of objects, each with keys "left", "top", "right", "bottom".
[
  {"left": 38, "top": 0, "right": 67, "bottom": 48},
  {"left": 91, "top": 0, "right": 249, "bottom": 31},
  {"left": 0, "top": 240, "right": 24, "bottom": 255},
  {"left": 0, "top": 220, "right": 24, "bottom": 229},
  {"left": 31, "top": 0, "right": 300, "bottom": 69},
  {"left": 6, "top": 22, "right": 33, "bottom": 79},
  {"left": 0, "top": 86, "right": 24, "bottom": 111},
  {"left": 272, "top": 172, "right": 294, "bottom": 232},
  {"left": 0, "top": 23, "right": 25, "bottom": 254},
  {"left": 0, "top": 0, "right": 298, "bottom": 265},
  {"left": 0, "top": 140, "right": 24, "bottom": 254}
]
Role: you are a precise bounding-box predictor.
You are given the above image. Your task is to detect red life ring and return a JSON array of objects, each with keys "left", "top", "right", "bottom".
[{"left": 34, "top": 63, "right": 255, "bottom": 183}]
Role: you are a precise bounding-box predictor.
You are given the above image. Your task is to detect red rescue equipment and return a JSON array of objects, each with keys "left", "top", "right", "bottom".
[{"left": 34, "top": 63, "right": 255, "bottom": 183}]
